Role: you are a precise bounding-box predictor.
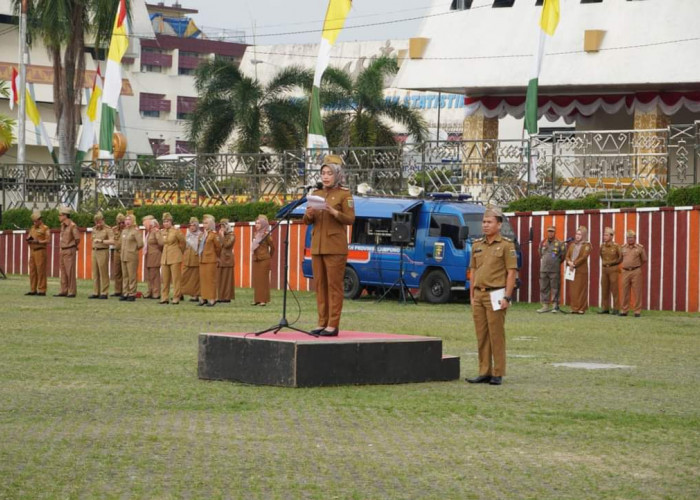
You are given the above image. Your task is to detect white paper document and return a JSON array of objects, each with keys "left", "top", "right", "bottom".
[
  {"left": 306, "top": 194, "right": 328, "bottom": 210},
  {"left": 490, "top": 288, "right": 506, "bottom": 311},
  {"left": 565, "top": 266, "right": 576, "bottom": 281}
]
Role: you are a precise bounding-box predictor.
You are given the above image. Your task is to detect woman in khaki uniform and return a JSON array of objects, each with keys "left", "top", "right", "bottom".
[
  {"left": 251, "top": 215, "right": 275, "bottom": 306},
  {"left": 198, "top": 215, "right": 221, "bottom": 307},
  {"left": 119, "top": 213, "right": 144, "bottom": 301},
  {"left": 26, "top": 209, "right": 50, "bottom": 296},
  {"left": 55, "top": 206, "right": 81, "bottom": 297},
  {"left": 142, "top": 216, "right": 162, "bottom": 299},
  {"left": 110, "top": 213, "right": 125, "bottom": 296},
  {"left": 302, "top": 155, "right": 355, "bottom": 336},
  {"left": 216, "top": 218, "right": 235, "bottom": 303},
  {"left": 157, "top": 212, "right": 186, "bottom": 304},
  {"left": 565, "top": 226, "right": 591, "bottom": 314},
  {"left": 181, "top": 217, "right": 201, "bottom": 302}
]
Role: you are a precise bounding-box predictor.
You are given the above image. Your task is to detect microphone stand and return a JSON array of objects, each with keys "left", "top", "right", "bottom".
[{"left": 255, "top": 186, "right": 318, "bottom": 337}]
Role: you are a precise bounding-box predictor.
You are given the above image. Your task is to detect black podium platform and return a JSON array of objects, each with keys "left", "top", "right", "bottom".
[{"left": 198, "top": 330, "right": 460, "bottom": 387}]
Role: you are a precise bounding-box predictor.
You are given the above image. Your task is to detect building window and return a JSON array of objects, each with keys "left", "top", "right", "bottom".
[
  {"left": 450, "top": 0, "right": 473, "bottom": 9},
  {"left": 149, "top": 138, "right": 170, "bottom": 157},
  {"left": 492, "top": 0, "right": 515, "bottom": 7},
  {"left": 141, "top": 110, "right": 160, "bottom": 118},
  {"left": 178, "top": 67, "right": 195, "bottom": 76},
  {"left": 141, "top": 64, "right": 162, "bottom": 73},
  {"left": 581, "top": 0, "right": 603, "bottom": 3},
  {"left": 176, "top": 141, "right": 194, "bottom": 154}
]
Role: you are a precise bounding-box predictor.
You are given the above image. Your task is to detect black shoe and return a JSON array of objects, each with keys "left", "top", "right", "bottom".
[
  {"left": 110, "top": 293, "right": 122, "bottom": 297},
  {"left": 319, "top": 328, "right": 338, "bottom": 337},
  {"left": 611, "top": 310, "right": 619, "bottom": 315},
  {"left": 25, "top": 291, "right": 37, "bottom": 296},
  {"left": 159, "top": 300, "right": 169, "bottom": 305},
  {"left": 99, "top": 295, "right": 108, "bottom": 299},
  {"left": 119, "top": 295, "right": 128, "bottom": 301},
  {"left": 126, "top": 296, "right": 135, "bottom": 302},
  {"left": 489, "top": 376, "right": 503, "bottom": 385},
  {"left": 310, "top": 327, "right": 325, "bottom": 335},
  {"left": 36, "top": 292, "right": 46, "bottom": 296},
  {"left": 206, "top": 302, "right": 215, "bottom": 307},
  {"left": 198, "top": 301, "right": 206, "bottom": 306},
  {"left": 88, "top": 294, "right": 100, "bottom": 299},
  {"left": 634, "top": 313, "right": 641, "bottom": 317},
  {"left": 466, "top": 375, "right": 492, "bottom": 384},
  {"left": 619, "top": 313, "right": 628, "bottom": 317},
  {"left": 597, "top": 310, "right": 609, "bottom": 314},
  {"left": 218, "top": 299, "right": 231, "bottom": 303},
  {"left": 66, "top": 294, "right": 76, "bottom": 298},
  {"left": 53, "top": 293, "right": 67, "bottom": 297},
  {"left": 189, "top": 298, "right": 199, "bottom": 302}
]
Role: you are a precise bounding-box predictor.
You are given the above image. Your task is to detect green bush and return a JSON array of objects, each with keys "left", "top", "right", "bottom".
[
  {"left": 505, "top": 195, "right": 553, "bottom": 212},
  {"left": 667, "top": 185, "right": 700, "bottom": 206},
  {"left": 1, "top": 202, "right": 280, "bottom": 230}
]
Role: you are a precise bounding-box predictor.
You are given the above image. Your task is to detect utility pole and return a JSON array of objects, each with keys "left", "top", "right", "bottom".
[{"left": 17, "top": 0, "right": 28, "bottom": 164}]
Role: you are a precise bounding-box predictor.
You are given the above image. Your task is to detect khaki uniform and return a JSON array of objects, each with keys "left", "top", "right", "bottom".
[
  {"left": 182, "top": 230, "right": 201, "bottom": 298},
  {"left": 143, "top": 230, "right": 163, "bottom": 298},
  {"left": 621, "top": 243, "right": 647, "bottom": 315},
  {"left": 199, "top": 230, "right": 221, "bottom": 302},
  {"left": 157, "top": 228, "right": 186, "bottom": 302},
  {"left": 302, "top": 187, "right": 355, "bottom": 329},
  {"left": 91, "top": 225, "right": 114, "bottom": 296},
  {"left": 120, "top": 227, "right": 144, "bottom": 297},
  {"left": 217, "top": 232, "right": 236, "bottom": 301},
  {"left": 59, "top": 219, "right": 81, "bottom": 296},
  {"left": 599, "top": 241, "right": 622, "bottom": 312},
  {"left": 27, "top": 223, "right": 50, "bottom": 293},
  {"left": 111, "top": 224, "right": 123, "bottom": 294},
  {"left": 252, "top": 235, "right": 275, "bottom": 304},
  {"left": 565, "top": 242, "right": 591, "bottom": 313},
  {"left": 470, "top": 235, "right": 518, "bottom": 378},
  {"left": 539, "top": 237, "right": 565, "bottom": 306}
]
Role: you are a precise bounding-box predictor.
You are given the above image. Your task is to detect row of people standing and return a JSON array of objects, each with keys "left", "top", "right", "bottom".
[
  {"left": 25, "top": 209, "right": 274, "bottom": 306},
  {"left": 538, "top": 225, "right": 648, "bottom": 316}
]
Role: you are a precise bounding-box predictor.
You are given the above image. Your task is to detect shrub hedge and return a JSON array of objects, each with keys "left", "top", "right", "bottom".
[{"left": 1, "top": 202, "right": 280, "bottom": 230}]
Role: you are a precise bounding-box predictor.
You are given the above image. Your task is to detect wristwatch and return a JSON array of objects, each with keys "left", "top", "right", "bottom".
[{"left": 503, "top": 296, "right": 512, "bottom": 303}]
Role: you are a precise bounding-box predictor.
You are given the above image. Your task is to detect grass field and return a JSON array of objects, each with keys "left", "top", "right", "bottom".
[{"left": 0, "top": 275, "right": 698, "bottom": 499}]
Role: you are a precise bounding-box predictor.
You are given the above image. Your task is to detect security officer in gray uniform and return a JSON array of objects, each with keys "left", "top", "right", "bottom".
[{"left": 537, "top": 225, "right": 565, "bottom": 313}]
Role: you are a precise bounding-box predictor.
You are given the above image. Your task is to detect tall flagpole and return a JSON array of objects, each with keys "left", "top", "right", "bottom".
[{"left": 17, "top": 0, "right": 28, "bottom": 164}]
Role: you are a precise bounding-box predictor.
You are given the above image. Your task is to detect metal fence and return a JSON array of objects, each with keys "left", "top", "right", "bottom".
[{"left": 2, "top": 123, "right": 698, "bottom": 211}]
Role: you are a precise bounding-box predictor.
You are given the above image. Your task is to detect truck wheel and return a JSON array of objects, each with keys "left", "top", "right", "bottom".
[
  {"left": 344, "top": 267, "right": 362, "bottom": 299},
  {"left": 421, "top": 270, "right": 451, "bottom": 304}
]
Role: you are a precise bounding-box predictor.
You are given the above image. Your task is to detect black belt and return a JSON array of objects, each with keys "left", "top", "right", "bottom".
[
  {"left": 623, "top": 266, "right": 640, "bottom": 271},
  {"left": 61, "top": 245, "right": 77, "bottom": 250},
  {"left": 474, "top": 286, "right": 503, "bottom": 292},
  {"left": 93, "top": 248, "right": 109, "bottom": 251},
  {"left": 602, "top": 263, "right": 619, "bottom": 267}
]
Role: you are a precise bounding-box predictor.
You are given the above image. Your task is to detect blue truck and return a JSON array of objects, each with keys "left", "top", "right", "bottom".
[{"left": 286, "top": 193, "right": 519, "bottom": 303}]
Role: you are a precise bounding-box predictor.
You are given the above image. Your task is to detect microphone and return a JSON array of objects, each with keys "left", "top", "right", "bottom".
[{"left": 564, "top": 237, "right": 574, "bottom": 243}]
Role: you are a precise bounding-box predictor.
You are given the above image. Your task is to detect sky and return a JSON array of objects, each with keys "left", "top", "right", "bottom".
[{"left": 187, "top": 0, "right": 440, "bottom": 46}]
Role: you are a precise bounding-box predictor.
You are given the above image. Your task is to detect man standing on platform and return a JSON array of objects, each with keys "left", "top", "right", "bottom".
[
  {"left": 537, "top": 225, "right": 565, "bottom": 313},
  {"left": 55, "top": 206, "right": 80, "bottom": 298},
  {"left": 598, "top": 227, "right": 622, "bottom": 315},
  {"left": 467, "top": 206, "right": 518, "bottom": 386},
  {"left": 25, "top": 209, "right": 50, "bottom": 296},
  {"left": 110, "top": 213, "right": 125, "bottom": 297},
  {"left": 89, "top": 212, "right": 114, "bottom": 299},
  {"left": 620, "top": 230, "right": 647, "bottom": 317}
]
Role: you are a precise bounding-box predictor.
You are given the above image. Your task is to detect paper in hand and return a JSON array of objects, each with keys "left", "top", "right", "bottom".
[
  {"left": 565, "top": 266, "right": 575, "bottom": 281},
  {"left": 306, "top": 195, "right": 328, "bottom": 210},
  {"left": 490, "top": 288, "right": 506, "bottom": 311}
]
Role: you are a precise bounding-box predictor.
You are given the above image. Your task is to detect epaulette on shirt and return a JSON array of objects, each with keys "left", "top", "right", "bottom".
[
  {"left": 502, "top": 236, "right": 512, "bottom": 242},
  {"left": 474, "top": 237, "right": 485, "bottom": 243}
]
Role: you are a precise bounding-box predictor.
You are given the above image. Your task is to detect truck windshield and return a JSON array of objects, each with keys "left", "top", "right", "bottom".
[{"left": 463, "top": 213, "right": 516, "bottom": 241}]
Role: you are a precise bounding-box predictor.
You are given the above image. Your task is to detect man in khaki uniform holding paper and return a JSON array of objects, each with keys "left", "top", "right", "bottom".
[
  {"left": 467, "top": 206, "right": 518, "bottom": 386},
  {"left": 620, "top": 230, "right": 647, "bottom": 317},
  {"left": 26, "top": 209, "right": 50, "bottom": 296},
  {"left": 598, "top": 227, "right": 622, "bottom": 315},
  {"left": 89, "top": 212, "right": 114, "bottom": 299},
  {"left": 55, "top": 206, "right": 81, "bottom": 298},
  {"left": 156, "top": 212, "right": 186, "bottom": 304},
  {"left": 119, "top": 213, "right": 144, "bottom": 301}
]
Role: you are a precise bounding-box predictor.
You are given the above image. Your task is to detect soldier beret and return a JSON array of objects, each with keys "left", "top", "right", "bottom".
[
  {"left": 483, "top": 205, "right": 503, "bottom": 219},
  {"left": 58, "top": 205, "right": 72, "bottom": 215},
  {"left": 604, "top": 227, "right": 614, "bottom": 235},
  {"left": 31, "top": 209, "right": 42, "bottom": 221},
  {"left": 626, "top": 230, "right": 636, "bottom": 237},
  {"left": 322, "top": 154, "right": 344, "bottom": 166},
  {"left": 94, "top": 211, "right": 104, "bottom": 222},
  {"left": 189, "top": 216, "right": 199, "bottom": 224},
  {"left": 116, "top": 213, "right": 126, "bottom": 223},
  {"left": 547, "top": 226, "right": 555, "bottom": 232},
  {"left": 162, "top": 212, "right": 173, "bottom": 222}
]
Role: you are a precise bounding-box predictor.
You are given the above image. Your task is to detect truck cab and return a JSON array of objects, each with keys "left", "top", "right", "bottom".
[{"left": 286, "top": 194, "right": 519, "bottom": 303}]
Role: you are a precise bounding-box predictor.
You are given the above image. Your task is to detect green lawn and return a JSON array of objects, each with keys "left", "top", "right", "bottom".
[{"left": 0, "top": 275, "right": 698, "bottom": 499}]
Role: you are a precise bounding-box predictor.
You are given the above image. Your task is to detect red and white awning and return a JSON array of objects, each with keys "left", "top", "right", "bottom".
[{"left": 464, "top": 92, "right": 700, "bottom": 123}]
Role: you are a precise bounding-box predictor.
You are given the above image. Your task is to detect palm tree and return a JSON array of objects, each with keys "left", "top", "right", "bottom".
[
  {"left": 188, "top": 59, "right": 313, "bottom": 154},
  {"left": 0, "top": 81, "right": 15, "bottom": 157},
  {"left": 322, "top": 56, "right": 428, "bottom": 148},
  {"left": 14, "top": 0, "right": 124, "bottom": 163}
]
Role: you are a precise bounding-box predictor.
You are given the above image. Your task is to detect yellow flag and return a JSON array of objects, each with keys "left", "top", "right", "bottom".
[{"left": 540, "top": 0, "right": 560, "bottom": 36}]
